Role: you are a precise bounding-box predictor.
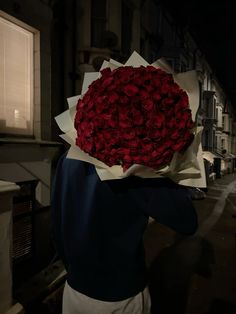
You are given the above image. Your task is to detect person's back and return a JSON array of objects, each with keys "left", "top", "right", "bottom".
[{"left": 51, "top": 152, "right": 198, "bottom": 313}]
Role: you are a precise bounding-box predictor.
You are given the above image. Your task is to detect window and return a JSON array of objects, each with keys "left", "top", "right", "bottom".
[
  {"left": 222, "top": 116, "right": 225, "bottom": 131},
  {"left": 216, "top": 108, "right": 219, "bottom": 125},
  {"left": 121, "top": 0, "right": 133, "bottom": 55},
  {"left": 221, "top": 138, "right": 225, "bottom": 150},
  {"left": 213, "top": 98, "right": 217, "bottom": 120},
  {"left": 213, "top": 130, "right": 216, "bottom": 149},
  {"left": 198, "top": 82, "right": 202, "bottom": 109},
  {"left": 91, "top": 0, "right": 107, "bottom": 48},
  {"left": 0, "top": 14, "right": 36, "bottom": 136},
  {"left": 204, "top": 97, "right": 209, "bottom": 117}
]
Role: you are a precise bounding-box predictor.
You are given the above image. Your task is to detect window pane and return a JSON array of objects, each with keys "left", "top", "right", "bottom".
[
  {"left": 121, "top": 0, "right": 133, "bottom": 55},
  {"left": 0, "top": 16, "right": 34, "bottom": 135},
  {"left": 91, "top": 0, "right": 107, "bottom": 48}
]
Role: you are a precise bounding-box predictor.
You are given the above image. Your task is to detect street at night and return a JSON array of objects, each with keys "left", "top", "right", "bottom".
[
  {"left": 1, "top": 1, "right": 236, "bottom": 313},
  {"left": 145, "top": 173, "right": 236, "bottom": 314}
]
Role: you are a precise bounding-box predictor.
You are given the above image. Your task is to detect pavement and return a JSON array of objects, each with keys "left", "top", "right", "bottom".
[{"left": 144, "top": 173, "right": 236, "bottom": 314}]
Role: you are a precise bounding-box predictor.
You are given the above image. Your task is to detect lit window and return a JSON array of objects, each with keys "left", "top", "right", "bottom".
[{"left": 0, "top": 15, "right": 34, "bottom": 135}]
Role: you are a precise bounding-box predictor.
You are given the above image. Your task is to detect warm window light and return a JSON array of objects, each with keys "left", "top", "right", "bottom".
[{"left": 0, "top": 16, "right": 34, "bottom": 135}]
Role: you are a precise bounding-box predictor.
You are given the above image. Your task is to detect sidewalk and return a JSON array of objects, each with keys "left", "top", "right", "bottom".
[{"left": 144, "top": 173, "right": 236, "bottom": 314}]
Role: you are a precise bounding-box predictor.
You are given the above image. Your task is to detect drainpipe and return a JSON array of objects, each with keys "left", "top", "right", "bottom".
[{"left": 71, "top": 0, "right": 77, "bottom": 95}]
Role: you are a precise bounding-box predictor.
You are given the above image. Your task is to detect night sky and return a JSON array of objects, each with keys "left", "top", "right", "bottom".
[{"left": 162, "top": 0, "right": 236, "bottom": 103}]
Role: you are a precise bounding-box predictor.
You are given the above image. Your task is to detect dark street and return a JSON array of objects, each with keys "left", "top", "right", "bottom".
[{"left": 145, "top": 173, "right": 236, "bottom": 314}]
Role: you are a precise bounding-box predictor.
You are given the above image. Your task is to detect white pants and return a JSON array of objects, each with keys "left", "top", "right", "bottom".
[{"left": 62, "top": 281, "right": 151, "bottom": 314}]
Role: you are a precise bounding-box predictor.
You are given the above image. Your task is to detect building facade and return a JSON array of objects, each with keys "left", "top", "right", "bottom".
[{"left": 74, "top": 0, "right": 236, "bottom": 177}]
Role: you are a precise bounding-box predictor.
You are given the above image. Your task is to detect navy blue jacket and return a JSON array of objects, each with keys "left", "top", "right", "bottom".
[{"left": 51, "top": 152, "right": 198, "bottom": 301}]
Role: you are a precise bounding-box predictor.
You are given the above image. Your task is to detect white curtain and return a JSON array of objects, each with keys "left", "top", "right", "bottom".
[{"left": 0, "top": 16, "right": 33, "bottom": 135}]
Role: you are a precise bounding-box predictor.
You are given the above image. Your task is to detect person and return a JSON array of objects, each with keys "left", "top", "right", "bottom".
[{"left": 51, "top": 151, "right": 198, "bottom": 314}]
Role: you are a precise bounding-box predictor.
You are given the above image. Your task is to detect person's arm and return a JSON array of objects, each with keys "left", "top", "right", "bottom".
[{"left": 145, "top": 180, "right": 198, "bottom": 235}]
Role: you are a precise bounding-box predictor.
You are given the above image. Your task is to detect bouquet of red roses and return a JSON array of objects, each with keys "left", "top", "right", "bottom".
[
  {"left": 75, "top": 65, "right": 194, "bottom": 171},
  {"left": 55, "top": 52, "right": 206, "bottom": 187}
]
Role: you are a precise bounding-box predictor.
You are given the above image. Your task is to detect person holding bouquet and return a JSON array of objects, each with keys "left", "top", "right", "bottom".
[{"left": 52, "top": 53, "right": 205, "bottom": 314}]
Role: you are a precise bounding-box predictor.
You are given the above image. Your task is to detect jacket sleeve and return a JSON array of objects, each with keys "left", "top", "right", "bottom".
[
  {"left": 51, "top": 153, "right": 69, "bottom": 269},
  {"left": 144, "top": 180, "right": 198, "bottom": 235}
]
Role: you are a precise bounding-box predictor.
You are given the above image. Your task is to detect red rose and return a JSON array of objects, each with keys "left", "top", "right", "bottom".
[
  {"left": 151, "top": 114, "right": 165, "bottom": 129},
  {"left": 119, "top": 119, "right": 133, "bottom": 128},
  {"left": 123, "top": 84, "right": 139, "bottom": 96},
  {"left": 109, "top": 92, "right": 119, "bottom": 103},
  {"left": 140, "top": 90, "right": 149, "bottom": 99},
  {"left": 128, "top": 139, "right": 139, "bottom": 148},
  {"left": 132, "top": 111, "right": 144, "bottom": 126},
  {"left": 171, "top": 129, "right": 180, "bottom": 140},
  {"left": 153, "top": 92, "right": 162, "bottom": 102},
  {"left": 122, "top": 129, "right": 136, "bottom": 140},
  {"left": 101, "top": 68, "right": 112, "bottom": 77},
  {"left": 143, "top": 99, "right": 154, "bottom": 111},
  {"left": 102, "top": 77, "right": 113, "bottom": 88}
]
